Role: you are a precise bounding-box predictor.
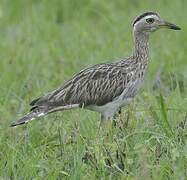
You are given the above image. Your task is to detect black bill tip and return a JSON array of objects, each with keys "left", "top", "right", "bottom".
[
  {"left": 165, "top": 22, "right": 181, "bottom": 30},
  {"left": 168, "top": 24, "right": 181, "bottom": 30}
]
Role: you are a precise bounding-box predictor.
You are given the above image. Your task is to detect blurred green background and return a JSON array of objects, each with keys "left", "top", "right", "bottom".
[{"left": 0, "top": 0, "right": 186, "bottom": 179}]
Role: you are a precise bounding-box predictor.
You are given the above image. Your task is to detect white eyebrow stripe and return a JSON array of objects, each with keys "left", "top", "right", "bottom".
[
  {"left": 142, "top": 15, "right": 158, "bottom": 20},
  {"left": 133, "top": 14, "right": 159, "bottom": 26}
]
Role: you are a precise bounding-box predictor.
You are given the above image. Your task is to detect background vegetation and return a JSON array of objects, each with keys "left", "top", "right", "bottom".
[{"left": 0, "top": 0, "right": 186, "bottom": 179}]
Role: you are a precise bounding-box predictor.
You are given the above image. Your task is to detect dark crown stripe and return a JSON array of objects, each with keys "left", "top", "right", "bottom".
[{"left": 133, "top": 12, "right": 158, "bottom": 26}]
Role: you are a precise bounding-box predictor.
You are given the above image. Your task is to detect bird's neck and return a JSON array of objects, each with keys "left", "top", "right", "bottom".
[{"left": 133, "top": 31, "right": 149, "bottom": 63}]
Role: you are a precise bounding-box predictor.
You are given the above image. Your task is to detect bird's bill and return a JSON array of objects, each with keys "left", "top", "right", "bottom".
[{"left": 159, "top": 21, "right": 181, "bottom": 30}]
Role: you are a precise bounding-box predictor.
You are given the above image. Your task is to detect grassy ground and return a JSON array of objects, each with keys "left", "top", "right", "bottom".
[{"left": 0, "top": 0, "right": 187, "bottom": 179}]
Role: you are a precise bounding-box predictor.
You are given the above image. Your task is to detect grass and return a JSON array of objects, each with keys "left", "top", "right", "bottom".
[{"left": 0, "top": 0, "right": 187, "bottom": 179}]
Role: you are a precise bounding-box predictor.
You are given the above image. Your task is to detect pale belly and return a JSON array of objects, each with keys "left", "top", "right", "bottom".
[
  {"left": 86, "top": 96, "right": 132, "bottom": 119},
  {"left": 86, "top": 77, "right": 144, "bottom": 119}
]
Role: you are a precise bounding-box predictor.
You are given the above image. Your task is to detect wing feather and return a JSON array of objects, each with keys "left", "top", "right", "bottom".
[{"left": 31, "top": 61, "right": 137, "bottom": 108}]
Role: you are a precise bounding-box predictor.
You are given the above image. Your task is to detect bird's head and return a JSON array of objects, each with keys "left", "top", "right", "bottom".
[{"left": 133, "top": 12, "right": 181, "bottom": 34}]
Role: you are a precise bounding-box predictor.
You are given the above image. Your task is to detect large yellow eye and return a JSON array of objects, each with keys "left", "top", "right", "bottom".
[{"left": 146, "top": 18, "right": 155, "bottom": 24}]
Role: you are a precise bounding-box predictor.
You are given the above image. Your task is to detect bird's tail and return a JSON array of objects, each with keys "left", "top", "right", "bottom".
[
  {"left": 10, "top": 108, "right": 46, "bottom": 127},
  {"left": 11, "top": 104, "right": 80, "bottom": 127}
]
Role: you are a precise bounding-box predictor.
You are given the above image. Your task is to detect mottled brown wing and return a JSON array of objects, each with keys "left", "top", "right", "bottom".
[{"left": 31, "top": 62, "right": 134, "bottom": 108}]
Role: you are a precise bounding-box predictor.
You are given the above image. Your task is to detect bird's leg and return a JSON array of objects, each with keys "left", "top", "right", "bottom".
[
  {"left": 118, "top": 108, "right": 124, "bottom": 130},
  {"left": 124, "top": 107, "right": 130, "bottom": 128},
  {"left": 99, "top": 115, "right": 114, "bottom": 166},
  {"left": 113, "top": 108, "right": 123, "bottom": 129},
  {"left": 99, "top": 108, "right": 122, "bottom": 134},
  {"left": 99, "top": 115, "right": 113, "bottom": 137}
]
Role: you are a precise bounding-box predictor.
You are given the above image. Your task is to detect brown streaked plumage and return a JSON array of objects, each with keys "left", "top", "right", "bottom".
[{"left": 11, "top": 11, "right": 181, "bottom": 127}]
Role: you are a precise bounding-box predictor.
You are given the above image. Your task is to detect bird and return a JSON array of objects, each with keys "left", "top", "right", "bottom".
[{"left": 11, "top": 11, "right": 181, "bottom": 127}]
